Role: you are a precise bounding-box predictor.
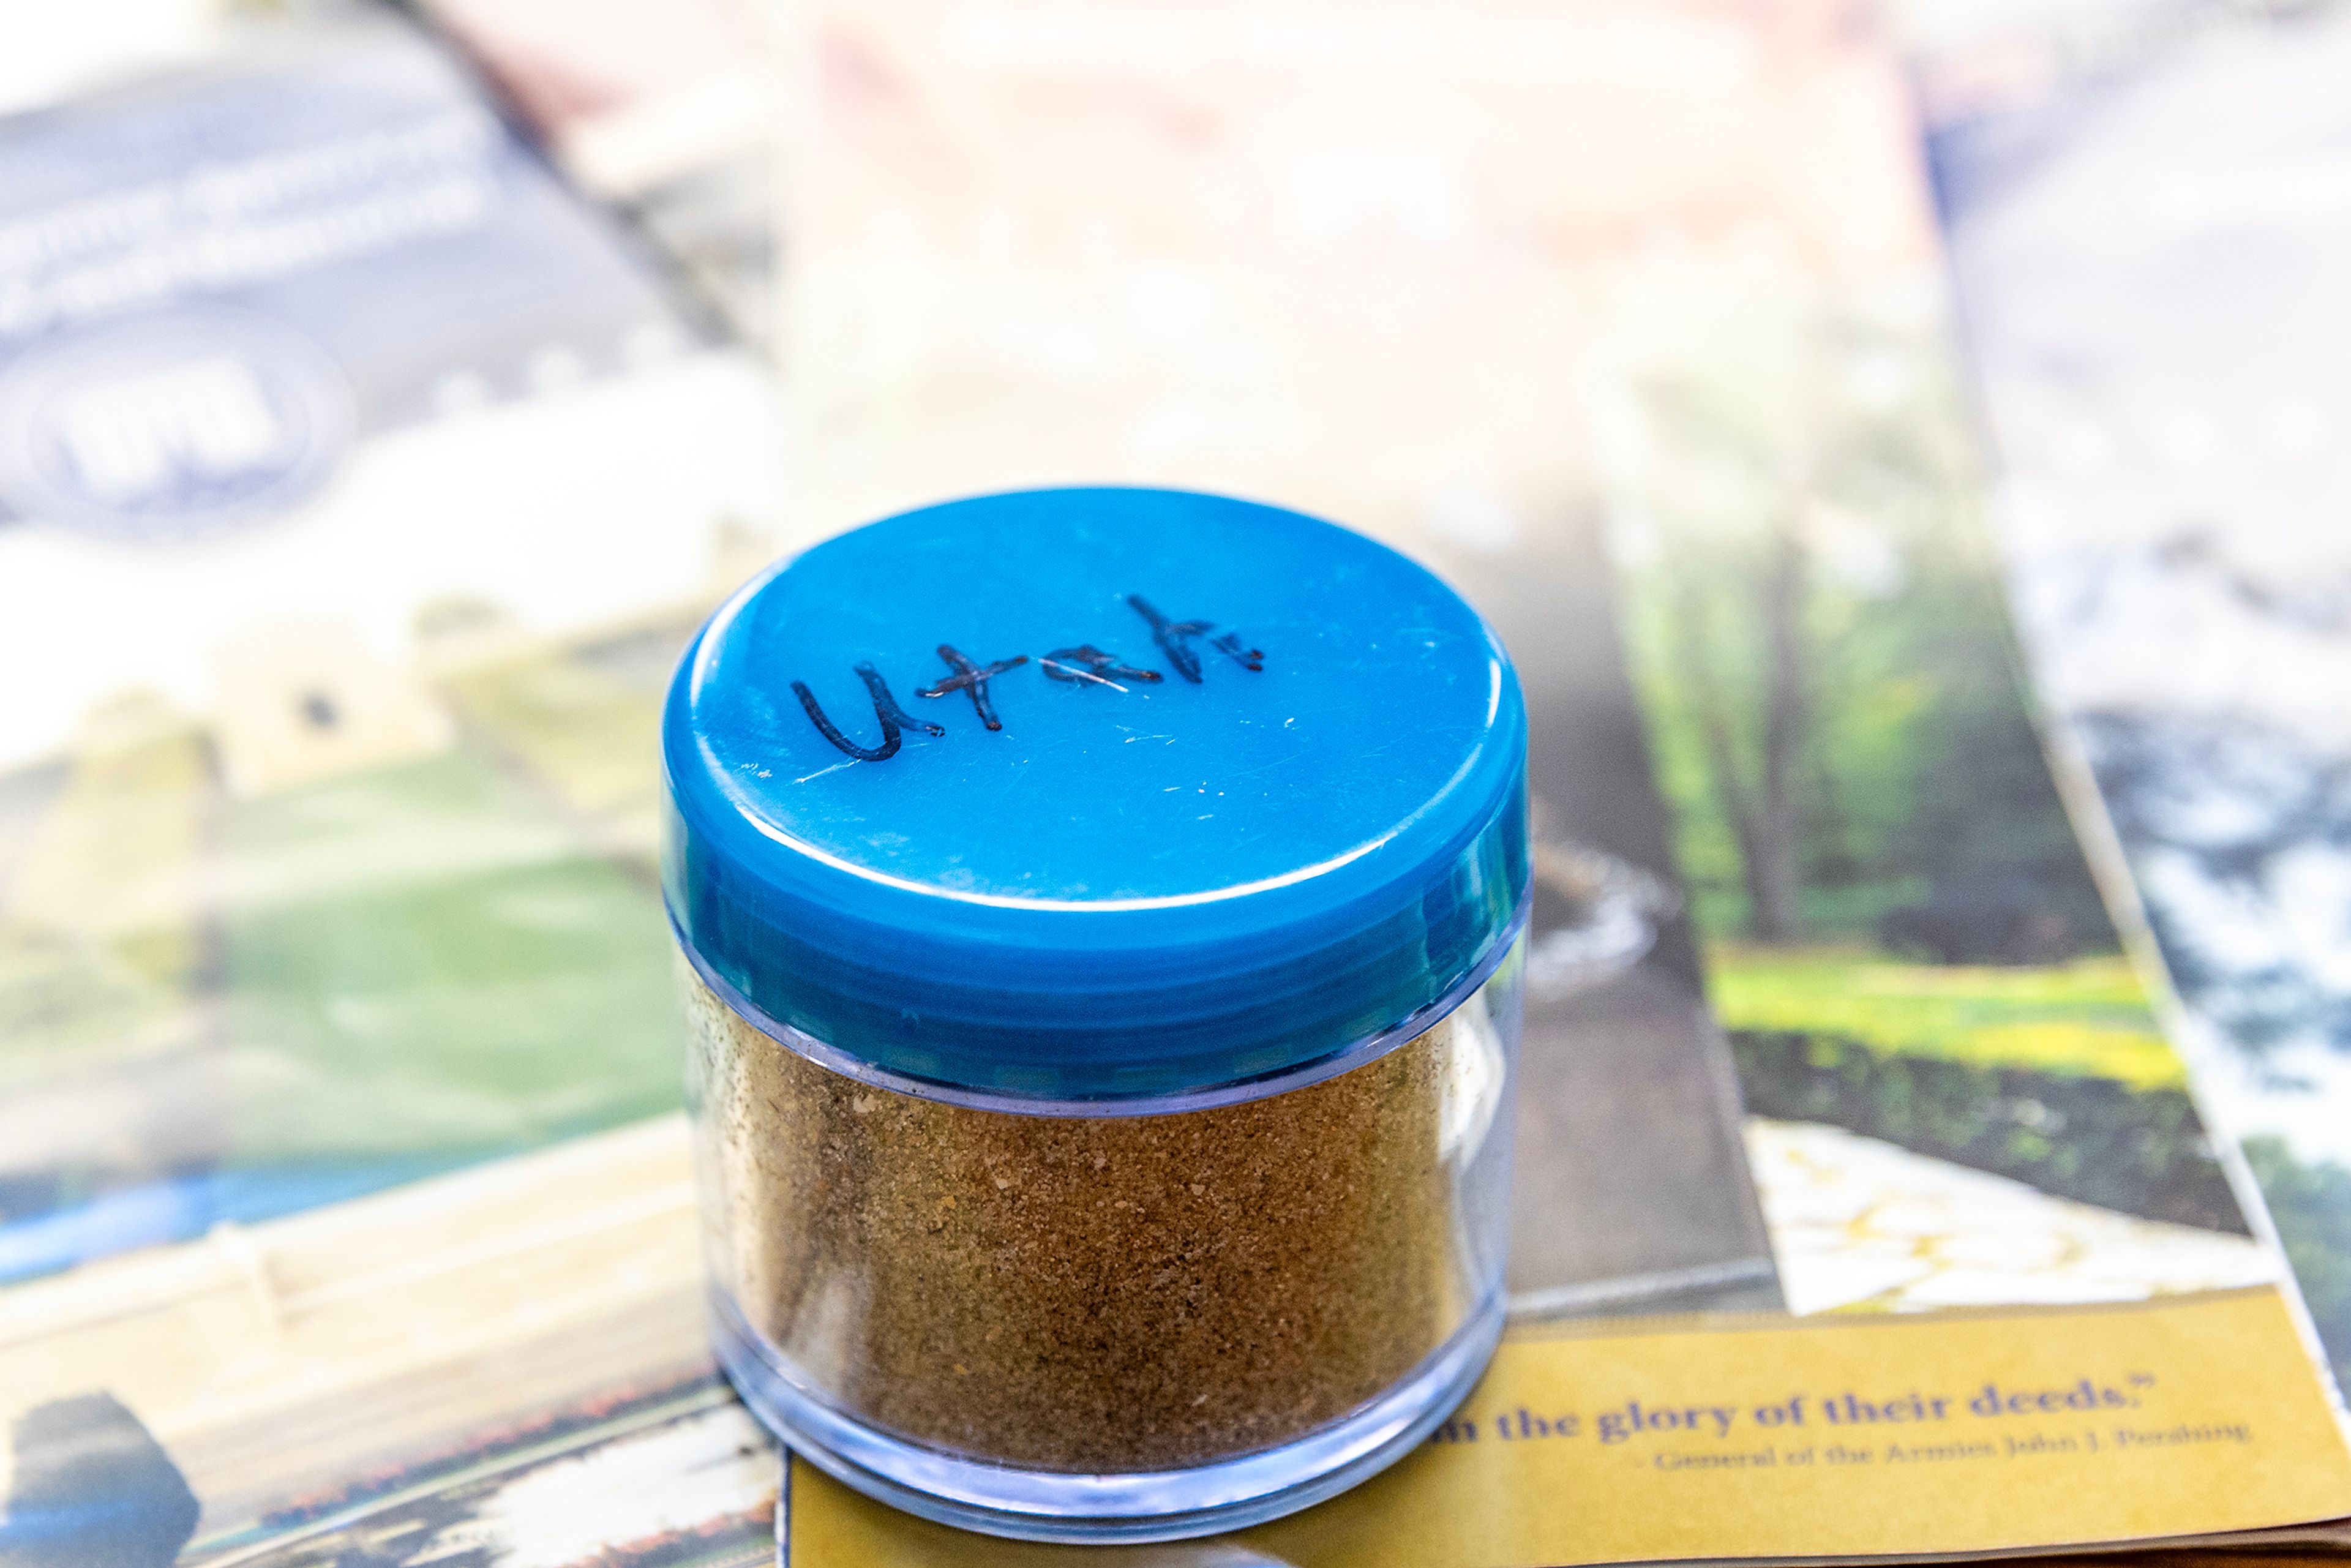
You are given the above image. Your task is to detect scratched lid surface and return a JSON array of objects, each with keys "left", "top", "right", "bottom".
[{"left": 662, "top": 487, "right": 1528, "bottom": 1103}]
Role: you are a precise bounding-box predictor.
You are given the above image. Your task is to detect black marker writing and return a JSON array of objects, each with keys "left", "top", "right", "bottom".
[
  {"left": 792, "top": 663, "right": 944, "bottom": 761},
  {"left": 790, "top": 598, "right": 1262, "bottom": 760},
  {"left": 1041, "top": 645, "right": 1163, "bottom": 691},
  {"left": 917, "top": 645, "right": 1030, "bottom": 732},
  {"left": 1125, "top": 595, "right": 1264, "bottom": 683}
]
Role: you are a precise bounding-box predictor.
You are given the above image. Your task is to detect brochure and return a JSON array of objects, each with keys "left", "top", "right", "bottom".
[
  {"left": 1911, "top": 0, "right": 2351, "bottom": 1405},
  {"left": 409, "top": 0, "right": 778, "bottom": 346},
  {"left": 779, "top": 0, "right": 2351, "bottom": 1557},
  {"left": 4, "top": 2, "right": 2350, "bottom": 1567},
  {"left": 0, "top": 3, "right": 782, "bottom": 1284}
]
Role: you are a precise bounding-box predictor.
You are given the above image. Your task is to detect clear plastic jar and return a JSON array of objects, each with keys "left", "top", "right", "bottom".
[{"left": 664, "top": 489, "right": 1528, "bottom": 1541}]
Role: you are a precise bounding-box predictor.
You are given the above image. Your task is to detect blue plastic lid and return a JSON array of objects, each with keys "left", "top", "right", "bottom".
[{"left": 662, "top": 487, "right": 1528, "bottom": 1103}]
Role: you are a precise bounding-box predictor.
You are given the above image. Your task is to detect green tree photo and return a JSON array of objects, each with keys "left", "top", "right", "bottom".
[{"left": 1595, "top": 280, "right": 2236, "bottom": 1231}]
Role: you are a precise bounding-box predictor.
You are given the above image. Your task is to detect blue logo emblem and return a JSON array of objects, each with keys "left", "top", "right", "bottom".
[{"left": 0, "top": 309, "right": 352, "bottom": 539}]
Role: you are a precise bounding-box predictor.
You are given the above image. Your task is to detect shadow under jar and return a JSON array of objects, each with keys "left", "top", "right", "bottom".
[{"left": 664, "top": 487, "right": 1529, "bottom": 1542}]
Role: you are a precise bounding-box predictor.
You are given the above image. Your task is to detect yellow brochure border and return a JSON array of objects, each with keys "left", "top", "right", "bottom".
[{"left": 789, "top": 1287, "right": 2351, "bottom": 1567}]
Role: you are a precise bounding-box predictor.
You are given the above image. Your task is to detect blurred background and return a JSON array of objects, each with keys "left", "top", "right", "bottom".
[{"left": 3, "top": 1, "right": 2351, "bottom": 1562}]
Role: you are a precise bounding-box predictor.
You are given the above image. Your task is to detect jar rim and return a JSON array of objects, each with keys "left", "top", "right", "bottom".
[{"left": 677, "top": 893, "right": 1528, "bottom": 1117}]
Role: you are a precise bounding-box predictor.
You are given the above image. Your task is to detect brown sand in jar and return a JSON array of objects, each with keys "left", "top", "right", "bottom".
[{"left": 683, "top": 969, "right": 1491, "bottom": 1474}]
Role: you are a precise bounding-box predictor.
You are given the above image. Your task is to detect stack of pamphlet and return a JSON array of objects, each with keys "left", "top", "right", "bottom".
[
  {"left": 1908, "top": 0, "right": 2351, "bottom": 1414},
  {"left": 1, "top": 2, "right": 2347, "bottom": 1566}
]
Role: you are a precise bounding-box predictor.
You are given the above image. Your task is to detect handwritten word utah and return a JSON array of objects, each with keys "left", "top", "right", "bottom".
[{"left": 790, "top": 595, "right": 1264, "bottom": 762}]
